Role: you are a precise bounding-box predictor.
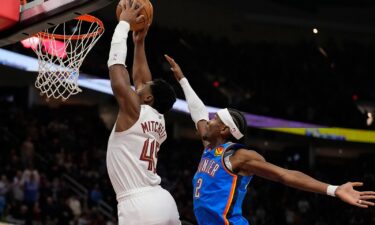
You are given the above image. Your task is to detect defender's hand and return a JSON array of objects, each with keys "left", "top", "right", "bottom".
[
  {"left": 336, "top": 182, "right": 375, "bottom": 208},
  {"left": 164, "top": 54, "right": 185, "bottom": 81}
]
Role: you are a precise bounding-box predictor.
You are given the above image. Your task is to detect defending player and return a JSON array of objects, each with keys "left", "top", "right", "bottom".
[
  {"left": 106, "top": 1, "right": 180, "bottom": 224},
  {"left": 165, "top": 54, "right": 375, "bottom": 225}
]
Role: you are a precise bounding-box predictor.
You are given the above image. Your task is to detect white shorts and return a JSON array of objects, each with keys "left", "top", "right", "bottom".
[{"left": 117, "top": 186, "right": 181, "bottom": 225}]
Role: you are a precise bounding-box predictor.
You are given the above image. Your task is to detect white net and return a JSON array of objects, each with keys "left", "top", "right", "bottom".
[{"left": 31, "top": 15, "right": 104, "bottom": 100}]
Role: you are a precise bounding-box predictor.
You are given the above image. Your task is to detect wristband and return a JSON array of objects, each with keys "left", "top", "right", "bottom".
[{"left": 327, "top": 185, "right": 338, "bottom": 197}]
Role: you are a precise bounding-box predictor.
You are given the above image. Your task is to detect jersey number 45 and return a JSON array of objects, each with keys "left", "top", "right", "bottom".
[{"left": 140, "top": 138, "right": 160, "bottom": 173}]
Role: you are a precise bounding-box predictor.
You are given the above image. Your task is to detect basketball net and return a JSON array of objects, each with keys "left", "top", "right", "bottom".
[{"left": 30, "top": 15, "right": 104, "bottom": 100}]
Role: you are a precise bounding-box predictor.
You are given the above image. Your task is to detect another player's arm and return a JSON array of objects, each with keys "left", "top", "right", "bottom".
[
  {"left": 164, "top": 55, "right": 209, "bottom": 147},
  {"left": 230, "top": 149, "right": 375, "bottom": 208},
  {"left": 108, "top": 0, "right": 144, "bottom": 131},
  {"left": 132, "top": 26, "right": 152, "bottom": 91}
]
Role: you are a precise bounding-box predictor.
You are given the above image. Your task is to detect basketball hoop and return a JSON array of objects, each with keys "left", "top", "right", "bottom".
[{"left": 30, "top": 15, "right": 104, "bottom": 100}]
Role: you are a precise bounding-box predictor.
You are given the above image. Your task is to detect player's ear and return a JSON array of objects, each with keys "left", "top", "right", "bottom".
[
  {"left": 144, "top": 94, "right": 154, "bottom": 105},
  {"left": 220, "top": 126, "right": 231, "bottom": 138}
]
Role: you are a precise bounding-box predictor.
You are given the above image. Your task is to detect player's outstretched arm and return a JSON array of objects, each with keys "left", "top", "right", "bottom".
[
  {"left": 132, "top": 25, "right": 152, "bottom": 91},
  {"left": 164, "top": 55, "right": 209, "bottom": 146},
  {"left": 108, "top": 0, "right": 144, "bottom": 131},
  {"left": 230, "top": 149, "right": 375, "bottom": 208}
]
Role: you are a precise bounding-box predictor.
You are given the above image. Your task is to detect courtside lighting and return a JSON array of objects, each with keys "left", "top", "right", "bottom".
[
  {"left": 0, "top": 48, "right": 327, "bottom": 129},
  {"left": 21, "top": 37, "right": 67, "bottom": 59},
  {"left": 367, "top": 112, "right": 373, "bottom": 126}
]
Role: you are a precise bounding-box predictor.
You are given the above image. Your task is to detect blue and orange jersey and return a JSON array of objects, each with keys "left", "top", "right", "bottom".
[{"left": 193, "top": 142, "right": 252, "bottom": 225}]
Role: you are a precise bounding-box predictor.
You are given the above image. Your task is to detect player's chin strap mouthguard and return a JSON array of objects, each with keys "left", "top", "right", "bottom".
[{"left": 217, "top": 108, "right": 244, "bottom": 140}]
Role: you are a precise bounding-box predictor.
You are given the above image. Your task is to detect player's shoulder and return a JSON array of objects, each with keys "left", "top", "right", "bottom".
[
  {"left": 141, "top": 104, "right": 153, "bottom": 111},
  {"left": 141, "top": 104, "right": 164, "bottom": 117}
]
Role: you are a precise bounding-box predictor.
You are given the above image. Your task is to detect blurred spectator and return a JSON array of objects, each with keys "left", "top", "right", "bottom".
[
  {"left": 20, "top": 136, "right": 35, "bottom": 168},
  {"left": 57, "top": 199, "right": 74, "bottom": 225},
  {"left": 68, "top": 195, "right": 82, "bottom": 218},
  {"left": 12, "top": 170, "right": 25, "bottom": 202},
  {"left": 23, "top": 170, "right": 39, "bottom": 205},
  {"left": 90, "top": 184, "right": 103, "bottom": 205},
  {"left": 41, "top": 196, "right": 59, "bottom": 223},
  {"left": 0, "top": 175, "right": 9, "bottom": 196},
  {"left": 0, "top": 194, "right": 5, "bottom": 218}
]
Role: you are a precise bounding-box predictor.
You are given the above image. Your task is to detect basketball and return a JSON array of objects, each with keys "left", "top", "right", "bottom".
[{"left": 116, "top": 0, "right": 153, "bottom": 31}]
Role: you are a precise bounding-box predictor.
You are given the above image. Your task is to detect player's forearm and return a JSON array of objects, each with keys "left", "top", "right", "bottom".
[
  {"left": 280, "top": 170, "right": 329, "bottom": 195},
  {"left": 108, "top": 21, "right": 131, "bottom": 95},
  {"left": 108, "top": 21, "right": 130, "bottom": 68},
  {"left": 132, "top": 43, "right": 152, "bottom": 87},
  {"left": 179, "top": 78, "right": 209, "bottom": 126}
]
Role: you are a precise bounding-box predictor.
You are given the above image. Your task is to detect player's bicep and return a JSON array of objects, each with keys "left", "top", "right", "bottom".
[{"left": 232, "top": 149, "right": 288, "bottom": 181}]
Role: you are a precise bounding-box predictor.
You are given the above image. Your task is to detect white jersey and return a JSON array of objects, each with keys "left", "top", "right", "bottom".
[{"left": 106, "top": 105, "right": 167, "bottom": 197}]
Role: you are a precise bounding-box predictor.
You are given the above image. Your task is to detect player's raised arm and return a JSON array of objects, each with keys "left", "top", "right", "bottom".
[
  {"left": 164, "top": 55, "right": 209, "bottom": 146},
  {"left": 230, "top": 149, "right": 375, "bottom": 208},
  {"left": 132, "top": 25, "right": 152, "bottom": 91},
  {"left": 108, "top": 0, "right": 144, "bottom": 130}
]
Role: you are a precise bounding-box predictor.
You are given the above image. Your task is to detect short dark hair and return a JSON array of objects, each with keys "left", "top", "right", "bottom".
[
  {"left": 227, "top": 108, "right": 247, "bottom": 143},
  {"left": 150, "top": 79, "right": 177, "bottom": 114}
]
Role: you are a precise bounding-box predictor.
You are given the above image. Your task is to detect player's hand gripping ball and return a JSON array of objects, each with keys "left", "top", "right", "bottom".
[{"left": 116, "top": 0, "right": 153, "bottom": 31}]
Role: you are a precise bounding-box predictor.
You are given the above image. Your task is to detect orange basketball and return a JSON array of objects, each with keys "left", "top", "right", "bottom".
[{"left": 116, "top": 0, "right": 153, "bottom": 31}]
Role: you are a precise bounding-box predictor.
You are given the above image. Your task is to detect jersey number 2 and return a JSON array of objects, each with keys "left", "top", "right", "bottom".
[
  {"left": 194, "top": 178, "right": 203, "bottom": 198},
  {"left": 140, "top": 138, "right": 159, "bottom": 173}
]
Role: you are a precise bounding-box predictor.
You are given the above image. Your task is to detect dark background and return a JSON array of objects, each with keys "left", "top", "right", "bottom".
[{"left": 0, "top": 0, "right": 375, "bottom": 224}]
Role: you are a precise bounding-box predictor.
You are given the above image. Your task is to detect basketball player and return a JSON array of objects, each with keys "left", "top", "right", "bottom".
[
  {"left": 164, "top": 55, "right": 375, "bottom": 225},
  {"left": 106, "top": 1, "right": 180, "bottom": 224}
]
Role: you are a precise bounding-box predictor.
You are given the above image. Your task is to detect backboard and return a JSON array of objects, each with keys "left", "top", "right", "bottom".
[{"left": 0, "top": 0, "right": 115, "bottom": 47}]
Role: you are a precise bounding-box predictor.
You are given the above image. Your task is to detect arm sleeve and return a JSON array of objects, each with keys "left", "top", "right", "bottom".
[
  {"left": 108, "top": 21, "right": 130, "bottom": 67},
  {"left": 179, "top": 78, "right": 209, "bottom": 126}
]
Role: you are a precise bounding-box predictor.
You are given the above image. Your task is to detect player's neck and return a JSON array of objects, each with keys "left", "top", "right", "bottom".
[{"left": 208, "top": 138, "right": 227, "bottom": 149}]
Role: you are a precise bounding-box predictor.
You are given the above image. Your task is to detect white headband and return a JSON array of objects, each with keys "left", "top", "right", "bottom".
[{"left": 217, "top": 108, "right": 244, "bottom": 140}]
